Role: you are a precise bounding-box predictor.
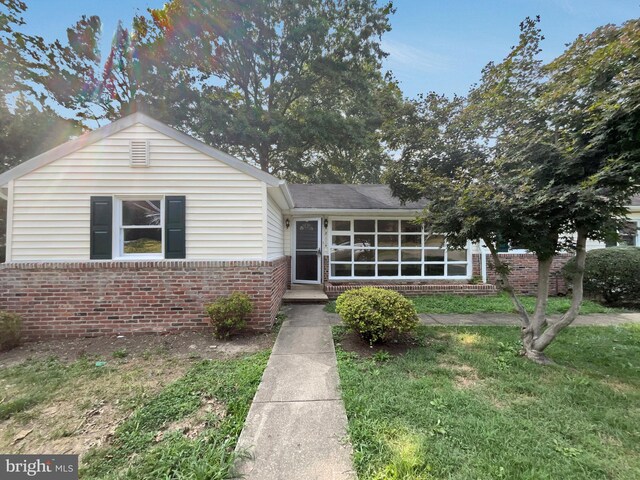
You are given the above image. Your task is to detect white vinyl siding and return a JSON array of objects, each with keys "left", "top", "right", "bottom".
[
  {"left": 266, "top": 193, "right": 284, "bottom": 259},
  {"left": 10, "top": 123, "right": 265, "bottom": 261}
]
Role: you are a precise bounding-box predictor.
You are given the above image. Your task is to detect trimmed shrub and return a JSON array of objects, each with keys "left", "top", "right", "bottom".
[
  {"left": 205, "top": 292, "right": 253, "bottom": 339},
  {"left": 335, "top": 287, "right": 419, "bottom": 344},
  {"left": 562, "top": 247, "right": 640, "bottom": 306},
  {"left": 0, "top": 311, "right": 22, "bottom": 351}
]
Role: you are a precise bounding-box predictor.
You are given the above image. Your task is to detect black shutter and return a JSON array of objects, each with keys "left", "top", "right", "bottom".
[
  {"left": 165, "top": 196, "right": 186, "bottom": 259},
  {"left": 90, "top": 196, "right": 113, "bottom": 259}
]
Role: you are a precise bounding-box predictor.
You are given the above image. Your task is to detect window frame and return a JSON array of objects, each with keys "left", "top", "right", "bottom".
[
  {"left": 618, "top": 220, "right": 640, "bottom": 247},
  {"left": 114, "top": 196, "right": 165, "bottom": 259},
  {"left": 328, "top": 218, "right": 472, "bottom": 280}
]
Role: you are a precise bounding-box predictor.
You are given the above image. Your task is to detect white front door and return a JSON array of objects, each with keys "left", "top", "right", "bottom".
[{"left": 293, "top": 219, "right": 322, "bottom": 284}]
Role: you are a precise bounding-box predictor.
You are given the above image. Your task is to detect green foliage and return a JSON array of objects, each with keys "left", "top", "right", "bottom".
[
  {"left": 335, "top": 324, "right": 640, "bottom": 479},
  {"left": 131, "top": 0, "right": 400, "bottom": 182},
  {"left": 335, "top": 287, "right": 419, "bottom": 344},
  {"left": 563, "top": 247, "right": 640, "bottom": 306},
  {"left": 205, "top": 292, "right": 253, "bottom": 339},
  {"left": 112, "top": 348, "right": 128, "bottom": 359},
  {"left": 0, "top": 310, "right": 21, "bottom": 351},
  {"left": 386, "top": 17, "right": 640, "bottom": 357}
]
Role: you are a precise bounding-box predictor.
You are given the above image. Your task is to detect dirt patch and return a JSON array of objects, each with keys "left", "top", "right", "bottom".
[
  {"left": 0, "top": 357, "right": 188, "bottom": 459},
  {"left": 335, "top": 330, "right": 423, "bottom": 358},
  {"left": 602, "top": 379, "right": 635, "bottom": 394},
  {"left": 0, "top": 330, "right": 275, "bottom": 368},
  {"left": 438, "top": 361, "right": 481, "bottom": 389},
  {"left": 0, "top": 330, "right": 274, "bottom": 460}
]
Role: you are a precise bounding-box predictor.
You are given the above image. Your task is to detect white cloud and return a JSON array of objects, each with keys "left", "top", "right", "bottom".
[{"left": 382, "top": 39, "right": 450, "bottom": 74}]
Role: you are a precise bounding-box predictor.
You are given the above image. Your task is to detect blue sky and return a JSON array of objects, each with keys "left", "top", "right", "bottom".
[{"left": 23, "top": 0, "right": 640, "bottom": 99}]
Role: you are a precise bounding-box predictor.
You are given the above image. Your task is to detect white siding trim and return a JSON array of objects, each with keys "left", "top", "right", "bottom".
[
  {"left": 261, "top": 184, "right": 269, "bottom": 259},
  {"left": 266, "top": 192, "right": 285, "bottom": 260},
  {"left": 6, "top": 180, "right": 14, "bottom": 262}
]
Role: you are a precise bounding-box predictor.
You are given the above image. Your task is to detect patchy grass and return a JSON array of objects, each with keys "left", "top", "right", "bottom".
[
  {"left": 325, "top": 293, "right": 628, "bottom": 315},
  {"left": 81, "top": 352, "right": 269, "bottom": 479},
  {"left": 0, "top": 357, "right": 106, "bottom": 422},
  {"left": 1, "top": 343, "right": 270, "bottom": 479},
  {"left": 334, "top": 324, "right": 640, "bottom": 480}
]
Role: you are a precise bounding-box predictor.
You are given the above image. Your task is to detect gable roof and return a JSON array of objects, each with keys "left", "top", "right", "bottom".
[
  {"left": 0, "top": 112, "right": 282, "bottom": 187},
  {"left": 288, "top": 184, "right": 425, "bottom": 210}
]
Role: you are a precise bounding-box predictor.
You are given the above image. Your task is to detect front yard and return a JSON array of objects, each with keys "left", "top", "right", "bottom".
[
  {"left": 325, "top": 293, "right": 629, "bottom": 315},
  {"left": 0, "top": 332, "right": 272, "bottom": 479},
  {"left": 335, "top": 324, "right": 640, "bottom": 479}
]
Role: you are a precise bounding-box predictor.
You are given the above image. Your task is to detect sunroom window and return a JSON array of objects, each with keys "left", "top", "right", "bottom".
[
  {"left": 329, "top": 219, "right": 470, "bottom": 279},
  {"left": 120, "top": 199, "right": 163, "bottom": 256}
]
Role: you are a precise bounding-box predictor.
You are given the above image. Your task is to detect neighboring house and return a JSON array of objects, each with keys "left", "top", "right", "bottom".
[{"left": 0, "top": 113, "right": 637, "bottom": 339}]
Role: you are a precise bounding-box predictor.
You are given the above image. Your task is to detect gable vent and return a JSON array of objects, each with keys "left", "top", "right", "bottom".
[{"left": 129, "top": 140, "right": 149, "bottom": 167}]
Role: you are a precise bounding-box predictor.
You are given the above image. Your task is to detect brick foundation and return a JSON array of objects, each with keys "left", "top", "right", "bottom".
[
  {"left": 323, "top": 255, "right": 498, "bottom": 299},
  {"left": 0, "top": 257, "right": 288, "bottom": 340},
  {"left": 325, "top": 282, "right": 497, "bottom": 299}
]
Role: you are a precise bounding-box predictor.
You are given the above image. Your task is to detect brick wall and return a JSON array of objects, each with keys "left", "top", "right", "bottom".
[
  {"left": 473, "top": 253, "right": 573, "bottom": 295},
  {"left": 269, "top": 256, "right": 290, "bottom": 323},
  {"left": 0, "top": 257, "right": 288, "bottom": 340}
]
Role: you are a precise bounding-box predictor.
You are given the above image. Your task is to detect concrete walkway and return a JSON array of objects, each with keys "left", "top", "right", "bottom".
[
  {"left": 234, "top": 305, "right": 355, "bottom": 480},
  {"left": 418, "top": 312, "right": 640, "bottom": 326}
]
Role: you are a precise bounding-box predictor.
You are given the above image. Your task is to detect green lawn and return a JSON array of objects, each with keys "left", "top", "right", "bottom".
[
  {"left": 334, "top": 325, "right": 640, "bottom": 479},
  {"left": 325, "top": 293, "right": 627, "bottom": 315}
]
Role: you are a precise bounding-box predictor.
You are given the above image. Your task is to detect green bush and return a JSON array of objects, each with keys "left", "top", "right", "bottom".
[
  {"left": 562, "top": 247, "right": 640, "bottom": 306},
  {"left": 335, "top": 287, "right": 419, "bottom": 344},
  {"left": 0, "top": 311, "right": 22, "bottom": 351},
  {"left": 205, "top": 292, "right": 253, "bottom": 339}
]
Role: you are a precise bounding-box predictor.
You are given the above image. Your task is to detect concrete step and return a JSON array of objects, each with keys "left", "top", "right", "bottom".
[{"left": 283, "top": 287, "right": 329, "bottom": 304}]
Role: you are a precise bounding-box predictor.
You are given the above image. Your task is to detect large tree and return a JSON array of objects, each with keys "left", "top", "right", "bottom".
[
  {"left": 389, "top": 18, "right": 640, "bottom": 364},
  {"left": 0, "top": 0, "right": 78, "bottom": 166},
  {"left": 41, "top": 16, "right": 197, "bottom": 128},
  {"left": 134, "top": 0, "right": 400, "bottom": 181}
]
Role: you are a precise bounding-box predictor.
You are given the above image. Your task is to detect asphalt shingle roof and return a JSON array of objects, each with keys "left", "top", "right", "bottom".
[
  {"left": 288, "top": 186, "right": 640, "bottom": 210},
  {"left": 288, "top": 184, "right": 425, "bottom": 210}
]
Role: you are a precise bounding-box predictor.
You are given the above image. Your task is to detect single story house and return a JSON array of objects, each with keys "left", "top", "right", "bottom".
[{"left": 0, "top": 113, "right": 638, "bottom": 338}]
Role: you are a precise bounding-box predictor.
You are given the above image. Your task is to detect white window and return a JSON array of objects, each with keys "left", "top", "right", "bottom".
[
  {"left": 329, "top": 219, "right": 471, "bottom": 279},
  {"left": 116, "top": 198, "right": 163, "bottom": 258},
  {"left": 619, "top": 221, "right": 640, "bottom": 247}
]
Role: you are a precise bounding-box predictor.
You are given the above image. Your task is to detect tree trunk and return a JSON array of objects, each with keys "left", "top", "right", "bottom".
[
  {"left": 531, "top": 230, "right": 588, "bottom": 354},
  {"left": 522, "top": 256, "right": 554, "bottom": 364},
  {"left": 258, "top": 144, "right": 270, "bottom": 172},
  {"left": 483, "top": 236, "right": 587, "bottom": 366}
]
